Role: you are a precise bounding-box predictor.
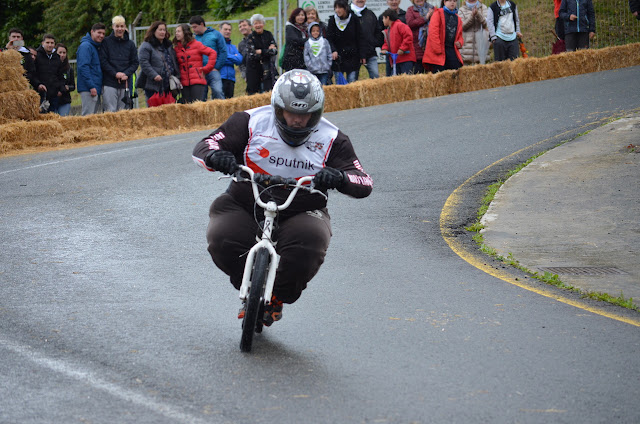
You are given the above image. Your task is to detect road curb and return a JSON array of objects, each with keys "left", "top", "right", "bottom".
[{"left": 439, "top": 111, "right": 640, "bottom": 327}]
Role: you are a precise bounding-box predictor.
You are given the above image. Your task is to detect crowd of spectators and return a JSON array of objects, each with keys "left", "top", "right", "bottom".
[{"left": 6, "top": 0, "right": 636, "bottom": 115}]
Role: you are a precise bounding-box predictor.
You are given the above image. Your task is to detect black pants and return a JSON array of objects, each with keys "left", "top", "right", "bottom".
[
  {"left": 555, "top": 17, "right": 565, "bottom": 40},
  {"left": 206, "top": 193, "right": 332, "bottom": 304},
  {"left": 181, "top": 84, "right": 206, "bottom": 104},
  {"left": 222, "top": 79, "right": 235, "bottom": 99},
  {"left": 246, "top": 63, "right": 274, "bottom": 95},
  {"left": 565, "top": 32, "right": 590, "bottom": 52},
  {"left": 493, "top": 38, "right": 520, "bottom": 61},
  {"left": 429, "top": 46, "right": 463, "bottom": 73}
]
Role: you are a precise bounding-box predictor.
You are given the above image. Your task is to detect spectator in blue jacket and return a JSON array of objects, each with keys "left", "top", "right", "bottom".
[
  {"left": 77, "top": 23, "right": 106, "bottom": 115},
  {"left": 219, "top": 22, "right": 243, "bottom": 99},
  {"left": 189, "top": 15, "right": 228, "bottom": 100},
  {"left": 559, "top": 0, "right": 596, "bottom": 51}
]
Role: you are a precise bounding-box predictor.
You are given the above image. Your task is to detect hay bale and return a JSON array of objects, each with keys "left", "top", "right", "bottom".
[
  {"left": 0, "top": 67, "right": 30, "bottom": 88},
  {"left": 0, "top": 49, "right": 39, "bottom": 122},
  {"left": 0, "top": 78, "right": 30, "bottom": 92},
  {"left": 510, "top": 56, "right": 551, "bottom": 83},
  {"left": 591, "top": 43, "right": 640, "bottom": 71},
  {"left": 2, "top": 43, "right": 640, "bottom": 157},
  {"left": 0, "top": 49, "right": 24, "bottom": 73},
  {"left": 324, "top": 84, "right": 361, "bottom": 112},
  {"left": 0, "top": 90, "right": 40, "bottom": 121},
  {"left": 431, "top": 69, "right": 461, "bottom": 96},
  {"left": 477, "top": 61, "right": 516, "bottom": 88},
  {"left": 355, "top": 78, "right": 389, "bottom": 108},
  {"left": 0, "top": 49, "right": 30, "bottom": 91},
  {"left": 413, "top": 73, "right": 437, "bottom": 99},
  {"left": 456, "top": 64, "right": 495, "bottom": 93},
  {"left": 0, "top": 120, "right": 64, "bottom": 154}
]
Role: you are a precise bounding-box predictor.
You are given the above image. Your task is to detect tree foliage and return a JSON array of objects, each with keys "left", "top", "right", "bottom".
[
  {"left": 2, "top": 0, "right": 209, "bottom": 60},
  {"left": 42, "top": 0, "right": 113, "bottom": 58},
  {"left": 0, "top": 0, "right": 46, "bottom": 50},
  {"left": 207, "top": 0, "right": 263, "bottom": 19}
]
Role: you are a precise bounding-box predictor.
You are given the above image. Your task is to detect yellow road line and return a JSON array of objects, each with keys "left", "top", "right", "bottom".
[{"left": 439, "top": 117, "right": 640, "bottom": 328}]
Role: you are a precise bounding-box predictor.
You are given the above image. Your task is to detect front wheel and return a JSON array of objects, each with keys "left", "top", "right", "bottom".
[{"left": 240, "top": 248, "right": 270, "bottom": 352}]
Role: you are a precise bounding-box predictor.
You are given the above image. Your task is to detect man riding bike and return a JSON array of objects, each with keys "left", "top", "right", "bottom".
[{"left": 192, "top": 69, "right": 373, "bottom": 325}]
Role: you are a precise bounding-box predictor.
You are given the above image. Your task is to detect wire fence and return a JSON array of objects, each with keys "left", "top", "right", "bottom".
[{"left": 518, "top": 0, "right": 640, "bottom": 57}]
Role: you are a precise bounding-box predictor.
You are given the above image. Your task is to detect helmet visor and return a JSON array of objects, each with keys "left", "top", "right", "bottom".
[{"left": 274, "top": 107, "right": 322, "bottom": 146}]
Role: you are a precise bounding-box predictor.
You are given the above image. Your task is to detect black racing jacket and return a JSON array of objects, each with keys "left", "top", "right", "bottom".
[{"left": 192, "top": 108, "right": 373, "bottom": 217}]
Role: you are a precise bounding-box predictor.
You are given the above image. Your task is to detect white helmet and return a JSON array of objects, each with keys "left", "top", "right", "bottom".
[{"left": 271, "top": 69, "right": 325, "bottom": 147}]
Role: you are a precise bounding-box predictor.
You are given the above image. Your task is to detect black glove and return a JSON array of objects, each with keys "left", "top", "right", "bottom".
[
  {"left": 313, "top": 167, "right": 346, "bottom": 190},
  {"left": 205, "top": 150, "right": 239, "bottom": 175}
]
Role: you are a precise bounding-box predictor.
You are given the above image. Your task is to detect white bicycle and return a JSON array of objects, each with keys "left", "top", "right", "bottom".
[{"left": 226, "top": 165, "right": 326, "bottom": 352}]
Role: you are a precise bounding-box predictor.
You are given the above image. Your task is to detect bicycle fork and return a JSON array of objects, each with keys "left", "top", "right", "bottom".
[{"left": 239, "top": 202, "right": 280, "bottom": 306}]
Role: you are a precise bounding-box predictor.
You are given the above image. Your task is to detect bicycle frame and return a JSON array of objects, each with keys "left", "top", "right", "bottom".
[{"left": 234, "top": 166, "right": 319, "bottom": 307}]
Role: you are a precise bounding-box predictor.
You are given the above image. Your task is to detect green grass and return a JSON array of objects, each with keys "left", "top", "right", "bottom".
[
  {"left": 466, "top": 142, "right": 640, "bottom": 312},
  {"left": 514, "top": 0, "right": 640, "bottom": 57}
]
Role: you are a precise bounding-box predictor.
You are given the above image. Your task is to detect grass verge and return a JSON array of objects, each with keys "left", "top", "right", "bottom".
[{"left": 465, "top": 135, "right": 640, "bottom": 312}]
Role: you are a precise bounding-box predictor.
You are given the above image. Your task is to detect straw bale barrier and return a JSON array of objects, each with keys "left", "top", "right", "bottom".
[
  {"left": 0, "top": 49, "right": 40, "bottom": 126},
  {"left": 1, "top": 43, "right": 639, "bottom": 156}
]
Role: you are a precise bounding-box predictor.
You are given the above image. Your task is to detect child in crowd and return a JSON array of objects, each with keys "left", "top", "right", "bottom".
[
  {"left": 303, "top": 22, "right": 332, "bottom": 84},
  {"left": 380, "top": 8, "right": 417, "bottom": 75}
]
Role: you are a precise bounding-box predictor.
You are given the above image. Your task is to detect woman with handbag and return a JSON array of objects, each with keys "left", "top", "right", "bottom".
[
  {"left": 137, "top": 21, "right": 180, "bottom": 106},
  {"left": 173, "top": 24, "right": 217, "bottom": 103}
]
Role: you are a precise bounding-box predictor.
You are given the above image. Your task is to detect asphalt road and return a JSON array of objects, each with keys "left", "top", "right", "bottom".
[{"left": 1, "top": 66, "right": 639, "bottom": 423}]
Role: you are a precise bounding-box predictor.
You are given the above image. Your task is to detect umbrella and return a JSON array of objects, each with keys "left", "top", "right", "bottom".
[
  {"left": 147, "top": 91, "right": 175, "bottom": 107},
  {"left": 475, "top": 29, "right": 490, "bottom": 64},
  {"left": 550, "top": 30, "right": 566, "bottom": 55},
  {"left": 122, "top": 87, "right": 133, "bottom": 109},
  {"left": 147, "top": 92, "right": 164, "bottom": 107}
]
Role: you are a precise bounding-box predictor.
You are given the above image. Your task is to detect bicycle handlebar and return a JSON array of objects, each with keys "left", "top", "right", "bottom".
[{"left": 234, "top": 165, "right": 326, "bottom": 211}]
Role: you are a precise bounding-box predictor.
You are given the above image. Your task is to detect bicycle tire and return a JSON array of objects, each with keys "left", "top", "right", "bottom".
[{"left": 240, "top": 247, "right": 270, "bottom": 352}]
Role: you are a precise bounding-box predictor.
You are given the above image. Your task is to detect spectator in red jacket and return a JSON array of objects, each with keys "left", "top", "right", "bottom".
[
  {"left": 380, "top": 8, "right": 417, "bottom": 75},
  {"left": 173, "top": 24, "right": 217, "bottom": 103},
  {"left": 422, "top": 0, "right": 464, "bottom": 73}
]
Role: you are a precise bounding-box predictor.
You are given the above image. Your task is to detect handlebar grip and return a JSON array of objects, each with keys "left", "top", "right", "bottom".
[{"left": 253, "top": 173, "right": 298, "bottom": 188}]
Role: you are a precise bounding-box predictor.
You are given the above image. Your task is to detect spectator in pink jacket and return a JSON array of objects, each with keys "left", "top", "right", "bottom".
[
  {"left": 173, "top": 24, "right": 217, "bottom": 103},
  {"left": 380, "top": 9, "right": 417, "bottom": 75},
  {"left": 406, "top": 0, "right": 436, "bottom": 74},
  {"left": 422, "top": 0, "right": 463, "bottom": 73}
]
